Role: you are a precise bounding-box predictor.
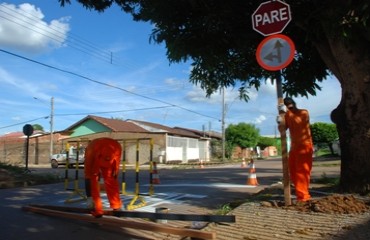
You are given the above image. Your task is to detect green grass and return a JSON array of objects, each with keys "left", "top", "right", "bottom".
[
  {"left": 214, "top": 203, "right": 232, "bottom": 215},
  {"left": 0, "top": 162, "right": 63, "bottom": 188},
  {"left": 316, "top": 148, "right": 332, "bottom": 156},
  {"left": 314, "top": 172, "right": 340, "bottom": 186},
  {"left": 313, "top": 162, "right": 340, "bottom": 167},
  {"left": 315, "top": 147, "right": 341, "bottom": 158},
  {"left": 0, "top": 162, "right": 25, "bottom": 174}
]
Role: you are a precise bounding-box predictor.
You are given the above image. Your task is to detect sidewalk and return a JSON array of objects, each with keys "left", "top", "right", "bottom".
[
  {"left": 23, "top": 158, "right": 370, "bottom": 239},
  {"left": 138, "top": 158, "right": 370, "bottom": 240},
  {"left": 203, "top": 198, "right": 370, "bottom": 240},
  {"left": 202, "top": 159, "right": 370, "bottom": 240}
]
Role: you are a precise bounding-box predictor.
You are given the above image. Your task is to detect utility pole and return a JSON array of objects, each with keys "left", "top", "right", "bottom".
[
  {"left": 50, "top": 97, "right": 54, "bottom": 157},
  {"left": 221, "top": 88, "right": 226, "bottom": 161}
]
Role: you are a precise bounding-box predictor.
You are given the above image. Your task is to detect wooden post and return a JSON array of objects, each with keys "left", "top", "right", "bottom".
[
  {"left": 276, "top": 71, "right": 291, "bottom": 206},
  {"left": 23, "top": 206, "right": 217, "bottom": 240}
]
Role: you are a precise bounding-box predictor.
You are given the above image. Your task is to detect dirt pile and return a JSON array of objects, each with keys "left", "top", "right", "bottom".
[
  {"left": 284, "top": 194, "right": 370, "bottom": 214},
  {"left": 259, "top": 187, "right": 370, "bottom": 215}
]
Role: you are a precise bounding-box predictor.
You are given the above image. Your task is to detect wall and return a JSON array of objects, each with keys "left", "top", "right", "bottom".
[
  {"left": 59, "top": 132, "right": 167, "bottom": 165},
  {"left": 166, "top": 146, "right": 183, "bottom": 162},
  {"left": 0, "top": 133, "right": 67, "bottom": 165},
  {"left": 199, "top": 140, "right": 210, "bottom": 161},
  {"left": 0, "top": 131, "right": 211, "bottom": 166}
]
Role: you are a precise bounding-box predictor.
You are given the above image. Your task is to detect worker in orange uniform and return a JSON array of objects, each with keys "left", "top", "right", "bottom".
[
  {"left": 279, "top": 97, "right": 314, "bottom": 203},
  {"left": 84, "top": 137, "right": 122, "bottom": 218}
]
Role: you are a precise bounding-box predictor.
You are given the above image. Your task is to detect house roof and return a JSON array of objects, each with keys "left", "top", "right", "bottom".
[
  {"left": 64, "top": 115, "right": 150, "bottom": 133},
  {"left": 0, "top": 132, "right": 24, "bottom": 140},
  {"left": 127, "top": 119, "right": 200, "bottom": 138},
  {"left": 0, "top": 130, "right": 46, "bottom": 140},
  {"left": 1, "top": 116, "right": 221, "bottom": 141},
  {"left": 173, "top": 127, "right": 222, "bottom": 139},
  {"left": 57, "top": 115, "right": 222, "bottom": 139},
  {"left": 1, "top": 116, "right": 222, "bottom": 141}
]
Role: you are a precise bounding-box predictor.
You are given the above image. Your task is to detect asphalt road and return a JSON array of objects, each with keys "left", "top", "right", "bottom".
[{"left": 1, "top": 158, "right": 340, "bottom": 240}]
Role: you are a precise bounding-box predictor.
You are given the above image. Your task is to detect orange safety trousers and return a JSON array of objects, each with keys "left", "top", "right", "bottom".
[
  {"left": 84, "top": 138, "right": 122, "bottom": 216},
  {"left": 288, "top": 143, "right": 313, "bottom": 202}
]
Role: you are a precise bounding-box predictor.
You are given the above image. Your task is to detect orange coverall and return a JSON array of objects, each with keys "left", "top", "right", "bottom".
[
  {"left": 84, "top": 138, "right": 122, "bottom": 217},
  {"left": 285, "top": 108, "right": 313, "bottom": 202}
]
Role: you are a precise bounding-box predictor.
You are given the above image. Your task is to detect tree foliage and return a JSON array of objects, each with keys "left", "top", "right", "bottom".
[
  {"left": 59, "top": 0, "right": 370, "bottom": 193},
  {"left": 225, "top": 123, "right": 260, "bottom": 149},
  {"left": 311, "top": 122, "right": 339, "bottom": 154},
  {"left": 32, "top": 124, "right": 44, "bottom": 131},
  {"left": 257, "top": 136, "right": 278, "bottom": 150},
  {"left": 311, "top": 122, "right": 338, "bottom": 144},
  {"left": 60, "top": 0, "right": 328, "bottom": 97}
]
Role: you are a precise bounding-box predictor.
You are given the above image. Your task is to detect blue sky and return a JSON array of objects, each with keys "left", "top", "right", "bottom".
[{"left": 0, "top": 1, "right": 341, "bottom": 136}]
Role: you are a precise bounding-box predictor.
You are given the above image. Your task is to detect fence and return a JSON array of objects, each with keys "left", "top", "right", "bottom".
[{"left": 0, "top": 139, "right": 64, "bottom": 166}]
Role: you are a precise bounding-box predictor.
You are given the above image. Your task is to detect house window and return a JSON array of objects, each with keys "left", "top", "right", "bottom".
[
  {"left": 168, "top": 136, "right": 186, "bottom": 147},
  {"left": 188, "top": 138, "right": 198, "bottom": 148}
]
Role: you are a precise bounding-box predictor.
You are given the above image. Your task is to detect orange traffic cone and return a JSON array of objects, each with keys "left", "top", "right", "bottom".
[
  {"left": 152, "top": 161, "right": 160, "bottom": 184},
  {"left": 241, "top": 158, "right": 247, "bottom": 168},
  {"left": 246, "top": 162, "right": 258, "bottom": 186}
]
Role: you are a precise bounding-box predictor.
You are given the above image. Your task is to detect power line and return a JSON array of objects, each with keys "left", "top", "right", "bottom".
[
  {"left": 55, "top": 106, "right": 175, "bottom": 116},
  {"left": 0, "top": 116, "right": 49, "bottom": 130},
  {"left": 0, "top": 106, "right": 175, "bottom": 130},
  {"left": 0, "top": 49, "right": 220, "bottom": 122},
  {"left": 0, "top": 4, "right": 111, "bottom": 63},
  {"left": 0, "top": 3, "right": 141, "bottom": 69}
]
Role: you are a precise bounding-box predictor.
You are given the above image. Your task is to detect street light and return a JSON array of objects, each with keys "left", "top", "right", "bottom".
[
  {"left": 33, "top": 97, "right": 54, "bottom": 158},
  {"left": 50, "top": 97, "right": 54, "bottom": 157},
  {"left": 221, "top": 88, "right": 226, "bottom": 161}
]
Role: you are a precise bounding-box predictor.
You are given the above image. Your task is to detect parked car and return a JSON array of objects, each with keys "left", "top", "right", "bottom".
[{"left": 50, "top": 146, "right": 85, "bottom": 168}]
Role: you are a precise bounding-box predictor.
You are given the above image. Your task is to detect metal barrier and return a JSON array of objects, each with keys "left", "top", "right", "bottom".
[
  {"left": 61, "top": 138, "right": 155, "bottom": 210},
  {"left": 122, "top": 138, "right": 154, "bottom": 210},
  {"left": 64, "top": 141, "right": 87, "bottom": 203}
]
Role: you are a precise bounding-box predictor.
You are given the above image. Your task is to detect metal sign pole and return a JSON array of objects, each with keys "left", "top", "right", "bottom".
[
  {"left": 25, "top": 135, "right": 30, "bottom": 172},
  {"left": 22, "top": 124, "right": 34, "bottom": 173},
  {"left": 276, "top": 71, "right": 291, "bottom": 205},
  {"left": 252, "top": 0, "right": 293, "bottom": 205}
]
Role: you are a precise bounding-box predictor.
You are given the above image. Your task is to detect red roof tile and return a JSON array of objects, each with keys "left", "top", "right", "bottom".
[{"left": 64, "top": 115, "right": 149, "bottom": 133}]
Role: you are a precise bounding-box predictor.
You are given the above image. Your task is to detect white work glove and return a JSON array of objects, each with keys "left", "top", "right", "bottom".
[
  {"left": 276, "top": 116, "right": 283, "bottom": 124},
  {"left": 278, "top": 104, "right": 287, "bottom": 113}
]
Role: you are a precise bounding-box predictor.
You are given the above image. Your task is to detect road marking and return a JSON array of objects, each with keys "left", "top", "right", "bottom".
[
  {"left": 66, "top": 192, "right": 208, "bottom": 212},
  {"left": 144, "top": 183, "right": 257, "bottom": 188}
]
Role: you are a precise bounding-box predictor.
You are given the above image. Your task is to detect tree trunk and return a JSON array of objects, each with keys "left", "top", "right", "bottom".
[{"left": 325, "top": 37, "right": 370, "bottom": 194}]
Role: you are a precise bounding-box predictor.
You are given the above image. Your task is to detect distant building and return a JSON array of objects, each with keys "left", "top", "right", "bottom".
[{"left": 0, "top": 115, "right": 221, "bottom": 165}]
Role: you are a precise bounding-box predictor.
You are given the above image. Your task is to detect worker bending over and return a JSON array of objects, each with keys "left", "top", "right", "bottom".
[{"left": 84, "top": 137, "right": 122, "bottom": 217}]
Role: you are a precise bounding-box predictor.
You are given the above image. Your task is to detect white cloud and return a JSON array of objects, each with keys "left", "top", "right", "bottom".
[
  {"left": 259, "top": 78, "right": 276, "bottom": 96},
  {"left": 0, "top": 3, "right": 70, "bottom": 53},
  {"left": 0, "top": 66, "right": 50, "bottom": 101},
  {"left": 288, "top": 76, "right": 341, "bottom": 123},
  {"left": 254, "top": 115, "right": 267, "bottom": 124},
  {"left": 0, "top": 2, "right": 343, "bottom": 137},
  {"left": 186, "top": 86, "right": 219, "bottom": 104}
]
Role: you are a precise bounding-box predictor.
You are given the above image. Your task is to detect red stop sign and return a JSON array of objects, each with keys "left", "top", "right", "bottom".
[{"left": 252, "top": 0, "right": 291, "bottom": 36}]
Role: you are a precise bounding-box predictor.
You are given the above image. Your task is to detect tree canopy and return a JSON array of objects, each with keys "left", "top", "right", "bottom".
[
  {"left": 258, "top": 136, "right": 278, "bottom": 150},
  {"left": 32, "top": 124, "right": 44, "bottom": 131},
  {"left": 311, "top": 123, "right": 338, "bottom": 144},
  {"left": 225, "top": 123, "right": 260, "bottom": 149},
  {"left": 311, "top": 122, "right": 339, "bottom": 154},
  {"left": 59, "top": 0, "right": 370, "bottom": 193}
]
